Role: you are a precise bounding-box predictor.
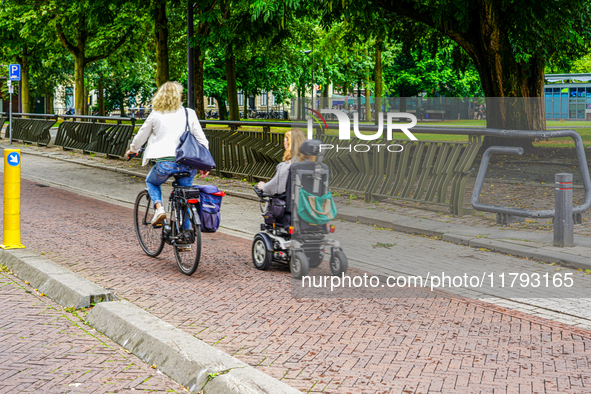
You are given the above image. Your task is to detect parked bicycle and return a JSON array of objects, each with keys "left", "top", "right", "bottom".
[{"left": 206, "top": 110, "right": 219, "bottom": 119}]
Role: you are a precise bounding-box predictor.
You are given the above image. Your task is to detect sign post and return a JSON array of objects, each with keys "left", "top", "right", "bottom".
[
  {"left": 1, "top": 149, "right": 25, "bottom": 249},
  {"left": 8, "top": 64, "right": 21, "bottom": 145}
]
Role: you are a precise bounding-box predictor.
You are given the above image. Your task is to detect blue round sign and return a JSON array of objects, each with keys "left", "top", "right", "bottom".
[{"left": 7, "top": 152, "right": 20, "bottom": 166}]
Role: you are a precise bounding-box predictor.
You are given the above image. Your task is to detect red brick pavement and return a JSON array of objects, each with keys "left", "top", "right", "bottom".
[
  {"left": 6, "top": 178, "right": 591, "bottom": 393},
  {"left": 0, "top": 270, "right": 185, "bottom": 393}
]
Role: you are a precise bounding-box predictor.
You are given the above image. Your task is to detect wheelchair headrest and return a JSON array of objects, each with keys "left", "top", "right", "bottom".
[{"left": 299, "top": 139, "right": 323, "bottom": 157}]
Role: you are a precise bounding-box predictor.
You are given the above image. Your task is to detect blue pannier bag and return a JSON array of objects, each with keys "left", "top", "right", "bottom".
[{"left": 196, "top": 185, "right": 225, "bottom": 233}]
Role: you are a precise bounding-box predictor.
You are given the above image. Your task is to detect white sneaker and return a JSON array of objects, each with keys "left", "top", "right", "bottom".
[{"left": 151, "top": 206, "right": 166, "bottom": 226}]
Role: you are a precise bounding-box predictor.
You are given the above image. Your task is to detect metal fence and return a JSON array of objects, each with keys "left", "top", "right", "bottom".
[
  {"left": 319, "top": 135, "right": 481, "bottom": 216},
  {"left": 54, "top": 115, "right": 136, "bottom": 158},
  {"left": 0, "top": 114, "right": 492, "bottom": 215},
  {"left": 200, "top": 120, "right": 483, "bottom": 215},
  {"left": 6, "top": 113, "right": 57, "bottom": 145},
  {"left": 205, "top": 129, "right": 285, "bottom": 180}
]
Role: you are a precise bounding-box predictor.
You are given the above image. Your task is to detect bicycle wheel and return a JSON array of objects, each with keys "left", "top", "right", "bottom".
[
  {"left": 173, "top": 209, "right": 202, "bottom": 275},
  {"left": 134, "top": 190, "right": 164, "bottom": 257}
]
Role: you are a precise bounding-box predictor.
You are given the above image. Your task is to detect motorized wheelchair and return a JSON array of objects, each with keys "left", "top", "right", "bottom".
[{"left": 252, "top": 139, "right": 348, "bottom": 279}]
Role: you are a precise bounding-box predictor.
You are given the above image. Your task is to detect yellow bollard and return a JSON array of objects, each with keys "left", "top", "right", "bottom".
[{"left": 1, "top": 149, "right": 25, "bottom": 249}]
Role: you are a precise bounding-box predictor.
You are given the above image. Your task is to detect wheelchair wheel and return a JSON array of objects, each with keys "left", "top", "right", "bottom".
[
  {"left": 330, "top": 250, "right": 348, "bottom": 276},
  {"left": 291, "top": 251, "right": 309, "bottom": 279},
  {"left": 252, "top": 234, "right": 272, "bottom": 270}
]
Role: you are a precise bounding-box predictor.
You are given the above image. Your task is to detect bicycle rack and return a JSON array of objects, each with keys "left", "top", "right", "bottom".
[{"left": 471, "top": 129, "right": 591, "bottom": 222}]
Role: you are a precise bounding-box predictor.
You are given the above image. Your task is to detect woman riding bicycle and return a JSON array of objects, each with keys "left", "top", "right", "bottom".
[{"left": 126, "top": 81, "right": 209, "bottom": 225}]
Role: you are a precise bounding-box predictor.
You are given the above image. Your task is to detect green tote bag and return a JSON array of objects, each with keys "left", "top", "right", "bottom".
[{"left": 297, "top": 189, "right": 337, "bottom": 225}]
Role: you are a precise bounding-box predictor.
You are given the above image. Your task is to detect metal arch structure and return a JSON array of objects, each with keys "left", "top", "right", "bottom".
[{"left": 470, "top": 129, "right": 591, "bottom": 218}]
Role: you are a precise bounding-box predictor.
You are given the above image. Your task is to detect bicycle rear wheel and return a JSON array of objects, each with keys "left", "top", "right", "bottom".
[
  {"left": 173, "top": 212, "right": 202, "bottom": 275},
  {"left": 134, "top": 190, "right": 164, "bottom": 257}
]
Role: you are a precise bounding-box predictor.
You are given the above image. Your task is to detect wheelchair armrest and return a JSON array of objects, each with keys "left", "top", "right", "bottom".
[{"left": 254, "top": 186, "right": 286, "bottom": 199}]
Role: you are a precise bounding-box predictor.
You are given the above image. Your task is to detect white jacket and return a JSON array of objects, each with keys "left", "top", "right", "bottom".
[{"left": 129, "top": 107, "right": 209, "bottom": 166}]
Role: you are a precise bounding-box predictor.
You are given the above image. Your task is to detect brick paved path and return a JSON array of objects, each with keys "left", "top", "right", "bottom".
[
  {"left": 0, "top": 270, "right": 184, "bottom": 393},
  {"left": 7, "top": 177, "right": 591, "bottom": 393}
]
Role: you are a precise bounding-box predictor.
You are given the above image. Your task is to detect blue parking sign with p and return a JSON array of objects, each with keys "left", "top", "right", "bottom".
[{"left": 9, "top": 64, "right": 20, "bottom": 81}]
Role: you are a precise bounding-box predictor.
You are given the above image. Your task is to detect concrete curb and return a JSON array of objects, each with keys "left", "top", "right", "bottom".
[
  {"left": 86, "top": 300, "right": 300, "bottom": 394},
  {"left": 468, "top": 238, "right": 591, "bottom": 270},
  {"left": 0, "top": 249, "right": 115, "bottom": 308}
]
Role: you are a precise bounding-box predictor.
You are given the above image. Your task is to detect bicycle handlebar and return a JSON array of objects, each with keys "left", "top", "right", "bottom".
[{"left": 127, "top": 148, "right": 145, "bottom": 161}]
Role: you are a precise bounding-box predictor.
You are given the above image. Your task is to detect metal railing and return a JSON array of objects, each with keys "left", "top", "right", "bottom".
[
  {"left": 200, "top": 120, "right": 484, "bottom": 215},
  {"left": 55, "top": 115, "right": 137, "bottom": 158},
  {"left": 7, "top": 113, "right": 58, "bottom": 145},
  {"left": 6, "top": 115, "right": 585, "bottom": 218},
  {"left": 471, "top": 129, "right": 591, "bottom": 217}
]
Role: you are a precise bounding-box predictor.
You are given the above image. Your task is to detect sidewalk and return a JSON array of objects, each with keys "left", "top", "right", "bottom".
[
  {"left": 7, "top": 141, "right": 591, "bottom": 271},
  {"left": 0, "top": 268, "right": 185, "bottom": 393}
]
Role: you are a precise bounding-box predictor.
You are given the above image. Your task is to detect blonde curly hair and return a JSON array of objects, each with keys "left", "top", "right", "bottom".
[
  {"left": 152, "top": 81, "right": 184, "bottom": 112},
  {"left": 283, "top": 129, "right": 313, "bottom": 162}
]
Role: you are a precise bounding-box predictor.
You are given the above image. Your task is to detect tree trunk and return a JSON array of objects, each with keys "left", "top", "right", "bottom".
[
  {"left": 47, "top": 93, "right": 54, "bottom": 114},
  {"left": 243, "top": 90, "right": 248, "bottom": 119},
  {"left": 120, "top": 96, "right": 125, "bottom": 117},
  {"left": 225, "top": 54, "right": 239, "bottom": 121},
  {"left": 84, "top": 85, "right": 90, "bottom": 115},
  {"left": 375, "top": 0, "right": 545, "bottom": 150},
  {"left": 357, "top": 80, "right": 362, "bottom": 119},
  {"left": 299, "top": 86, "right": 305, "bottom": 120},
  {"left": 74, "top": 55, "right": 85, "bottom": 115},
  {"left": 20, "top": 49, "right": 32, "bottom": 114},
  {"left": 214, "top": 95, "right": 228, "bottom": 120},
  {"left": 98, "top": 77, "right": 105, "bottom": 117},
  {"left": 343, "top": 83, "right": 348, "bottom": 110},
  {"left": 365, "top": 86, "right": 372, "bottom": 123},
  {"left": 476, "top": 48, "right": 544, "bottom": 150},
  {"left": 154, "top": 0, "right": 169, "bottom": 88},
  {"left": 194, "top": 48, "right": 205, "bottom": 119},
  {"left": 374, "top": 42, "right": 382, "bottom": 125},
  {"left": 472, "top": 20, "right": 544, "bottom": 150}
]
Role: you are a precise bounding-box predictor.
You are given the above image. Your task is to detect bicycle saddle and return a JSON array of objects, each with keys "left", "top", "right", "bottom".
[{"left": 173, "top": 172, "right": 193, "bottom": 179}]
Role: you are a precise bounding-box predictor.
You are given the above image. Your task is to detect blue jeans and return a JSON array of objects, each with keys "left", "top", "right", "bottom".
[{"left": 146, "top": 161, "right": 197, "bottom": 229}]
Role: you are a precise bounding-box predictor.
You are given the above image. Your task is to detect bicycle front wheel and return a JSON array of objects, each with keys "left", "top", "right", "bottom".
[
  {"left": 134, "top": 190, "right": 164, "bottom": 257},
  {"left": 174, "top": 213, "right": 202, "bottom": 275}
]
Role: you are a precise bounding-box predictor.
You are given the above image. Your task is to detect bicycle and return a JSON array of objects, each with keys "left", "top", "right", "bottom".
[{"left": 129, "top": 153, "right": 202, "bottom": 275}]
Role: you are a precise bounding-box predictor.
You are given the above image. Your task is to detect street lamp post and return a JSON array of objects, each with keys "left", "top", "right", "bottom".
[{"left": 302, "top": 49, "right": 312, "bottom": 119}]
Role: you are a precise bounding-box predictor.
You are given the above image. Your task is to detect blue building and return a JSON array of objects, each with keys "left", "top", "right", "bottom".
[{"left": 545, "top": 73, "right": 591, "bottom": 120}]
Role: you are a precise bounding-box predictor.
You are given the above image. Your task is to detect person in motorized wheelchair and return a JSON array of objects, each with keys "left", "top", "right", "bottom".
[
  {"left": 252, "top": 131, "right": 348, "bottom": 279},
  {"left": 255, "top": 129, "right": 307, "bottom": 235}
]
